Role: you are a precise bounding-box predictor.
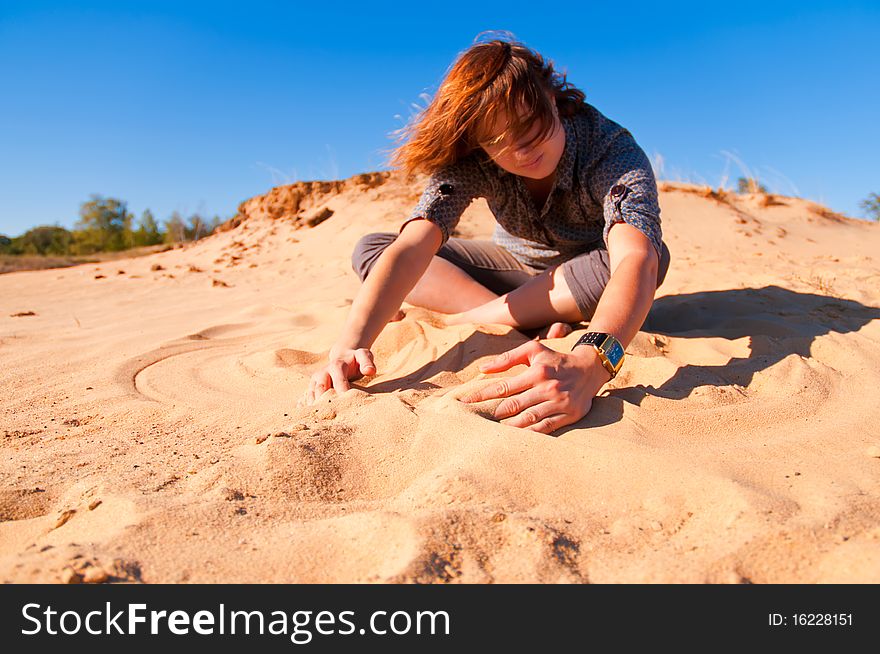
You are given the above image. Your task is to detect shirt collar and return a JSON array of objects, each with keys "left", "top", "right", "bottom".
[{"left": 483, "top": 114, "right": 577, "bottom": 192}]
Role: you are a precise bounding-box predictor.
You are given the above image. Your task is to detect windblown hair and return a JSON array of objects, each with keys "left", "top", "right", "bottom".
[{"left": 386, "top": 31, "right": 586, "bottom": 178}]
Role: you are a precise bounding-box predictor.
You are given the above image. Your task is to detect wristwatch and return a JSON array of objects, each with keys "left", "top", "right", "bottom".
[{"left": 571, "top": 332, "right": 625, "bottom": 379}]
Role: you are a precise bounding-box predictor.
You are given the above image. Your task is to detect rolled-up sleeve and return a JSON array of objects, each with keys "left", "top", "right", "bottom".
[
  {"left": 400, "top": 155, "right": 489, "bottom": 246},
  {"left": 590, "top": 130, "right": 663, "bottom": 258}
]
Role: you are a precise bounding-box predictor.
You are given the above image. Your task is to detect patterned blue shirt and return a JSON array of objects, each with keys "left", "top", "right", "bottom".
[{"left": 400, "top": 102, "right": 662, "bottom": 270}]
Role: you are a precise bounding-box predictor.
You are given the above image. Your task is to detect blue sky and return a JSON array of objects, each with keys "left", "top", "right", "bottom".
[{"left": 1, "top": 1, "right": 878, "bottom": 235}]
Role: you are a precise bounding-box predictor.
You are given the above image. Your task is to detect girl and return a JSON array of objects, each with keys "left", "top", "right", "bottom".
[{"left": 303, "top": 33, "right": 670, "bottom": 434}]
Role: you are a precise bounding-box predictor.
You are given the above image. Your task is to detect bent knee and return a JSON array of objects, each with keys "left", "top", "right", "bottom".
[
  {"left": 656, "top": 242, "right": 671, "bottom": 289},
  {"left": 351, "top": 232, "right": 397, "bottom": 281}
]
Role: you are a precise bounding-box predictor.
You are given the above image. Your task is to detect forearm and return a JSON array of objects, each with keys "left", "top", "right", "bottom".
[
  {"left": 583, "top": 253, "right": 657, "bottom": 348},
  {"left": 335, "top": 246, "right": 430, "bottom": 351}
]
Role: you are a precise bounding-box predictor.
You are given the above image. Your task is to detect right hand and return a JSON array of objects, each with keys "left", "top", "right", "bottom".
[{"left": 302, "top": 347, "right": 377, "bottom": 405}]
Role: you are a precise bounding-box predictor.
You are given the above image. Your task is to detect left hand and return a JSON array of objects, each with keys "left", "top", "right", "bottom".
[{"left": 459, "top": 339, "right": 612, "bottom": 434}]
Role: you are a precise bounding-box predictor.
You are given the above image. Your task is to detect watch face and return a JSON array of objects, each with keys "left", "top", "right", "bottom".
[{"left": 605, "top": 341, "right": 624, "bottom": 367}]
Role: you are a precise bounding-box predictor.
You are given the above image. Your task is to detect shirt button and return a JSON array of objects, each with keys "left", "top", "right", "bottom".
[{"left": 610, "top": 184, "right": 627, "bottom": 199}]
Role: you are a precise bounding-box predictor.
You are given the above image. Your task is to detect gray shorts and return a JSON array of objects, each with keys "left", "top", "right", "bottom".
[{"left": 351, "top": 232, "right": 670, "bottom": 321}]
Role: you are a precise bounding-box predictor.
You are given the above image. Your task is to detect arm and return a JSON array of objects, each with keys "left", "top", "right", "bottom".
[
  {"left": 578, "top": 220, "right": 659, "bottom": 351},
  {"left": 305, "top": 155, "right": 489, "bottom": 404},
  {"left": 303, "top": 218, "right": 441, "bottom": 404},
  {"left": 586, "top": 132, "right": 663, "bottom": 350},
  {"left": 335, "top": 218, "right": 441, "bottom": 351}
]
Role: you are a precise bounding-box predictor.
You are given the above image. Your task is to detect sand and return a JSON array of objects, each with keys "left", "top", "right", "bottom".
[{"left": 2, "top": 173, "right": 880, "bottom": 583}]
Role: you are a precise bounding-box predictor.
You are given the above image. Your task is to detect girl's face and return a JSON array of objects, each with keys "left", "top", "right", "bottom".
[{"left": 477, "top": 100, "right": 565, "bottom": 181}]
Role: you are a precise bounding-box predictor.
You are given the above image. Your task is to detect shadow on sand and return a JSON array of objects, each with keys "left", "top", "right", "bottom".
[{"left": 362, "top": 286, "right": 880, "bottom": 435}]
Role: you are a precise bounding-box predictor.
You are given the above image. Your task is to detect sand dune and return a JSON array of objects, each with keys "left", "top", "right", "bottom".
[{"left": 2, "top": 173, "right": 879, "bottom": 583}]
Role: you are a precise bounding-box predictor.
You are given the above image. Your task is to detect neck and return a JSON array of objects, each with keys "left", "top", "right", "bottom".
[{"left": 522, "top": 170, "right": 556, "bottom": 189}]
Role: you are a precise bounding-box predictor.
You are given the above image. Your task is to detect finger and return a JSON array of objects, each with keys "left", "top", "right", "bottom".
[
  {"left": 493, "top": 386, "right": 551, "bottom": 420},
  {"left": 327, "top": 363, "right": 350, "bottom": 395},
  {"left": 499, "top": 401, "right": 562, "bottom": 429},
  {"left": 459, "top": 372, "right": 534, "bottom": 404},
  {"left": 301, "top": 379, "right": 316, "bottom": 405},
  {"left": 479, "top": 340, "right": 544, "bottom": 374},
  {"left": 312, "top": 370, "right": 332, "bottom": 402},
  {"left": 354, "top": 349, "right": 376, "bottom": 376},
  {"left": 308, "top": 370, "right": 326, "bottom": 404},
  {"left": 527, "top": 412, "right": 574, "bottom": 435},
  {"left": 308, "top": 379, "right": 319, "bottom": 405}
]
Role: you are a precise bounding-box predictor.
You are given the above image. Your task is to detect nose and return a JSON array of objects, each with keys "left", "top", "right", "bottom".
[
  {"left": 513, "top": 144, "right": 534, "bottom": 160},
  {"left": 515, "top": 148, "right": 538, "bottom": 165}
]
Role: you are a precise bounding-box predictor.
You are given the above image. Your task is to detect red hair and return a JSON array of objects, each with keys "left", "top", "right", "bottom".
[{"left": 386, "top": 31, "right": 586, "bottom": 178}]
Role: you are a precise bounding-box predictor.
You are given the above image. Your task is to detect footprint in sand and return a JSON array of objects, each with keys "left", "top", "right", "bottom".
[
  {"left": 274, "top": 348, "right": 325, "bottom": 368},
  {"left": 0, "top": 488, "right": 52, "bottom": 522},
  {"left": 288, "top": 314, "right": 319, "bottom": 328}
]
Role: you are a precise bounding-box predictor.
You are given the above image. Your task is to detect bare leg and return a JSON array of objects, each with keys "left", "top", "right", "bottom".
[
  {"left": 538, "top": 321, "right": 575, "bottom": 339},
  {"left": 397, "top": 255, "right": 499, "bottom": 315},
  {"left": 447, "top": 264, "right": 581, "bottom": 334},
  {"left": 386, "top": 254, "right": 577, "bottom": 339}
]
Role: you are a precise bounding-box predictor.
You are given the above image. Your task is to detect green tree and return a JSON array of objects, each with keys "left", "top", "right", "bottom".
[
  {"left": 14, "top": 225, "right": 73, "bottom": 255},
  {"left": 134, "top": 209, "right": 163, "bottom": 246},
  {"left": 186, "top": 213, "right": 206, "bottom": 241},
  {"left": 860, "top": 193, "right": 880, "bottom": 222},
  {"left": 72, "top": 195, "right": 134, "bottom": 253},
  {"left": 163, "top": 211, "right": 186, "bottom": 243}
]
